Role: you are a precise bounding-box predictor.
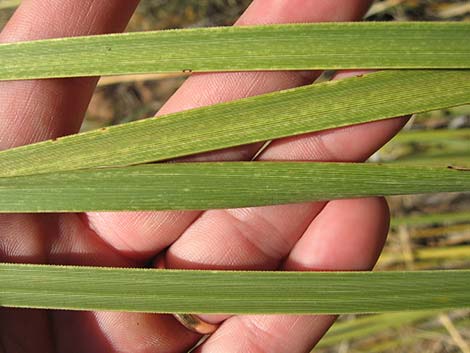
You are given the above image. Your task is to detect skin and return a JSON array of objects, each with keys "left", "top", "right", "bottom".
[{"left": 0, "top": 0, "right": 408, "bottom": 352}]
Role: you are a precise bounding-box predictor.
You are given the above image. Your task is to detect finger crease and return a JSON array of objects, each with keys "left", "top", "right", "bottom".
[{"left": 222, "top": 210, "right": 290, "bottom": 262}]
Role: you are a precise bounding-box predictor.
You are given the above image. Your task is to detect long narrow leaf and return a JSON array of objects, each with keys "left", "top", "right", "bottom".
[
  {"left": 380, "top": 128, "right": 470, "bottom": 167},
  {"left": 1, "top": 70, "right": 470, "bottom": 178},
  {"left": 1, "top": 263, "right": 468, "bottom": 314},
  {"left": 0, "top": 22, "right": 469, "bottom": 80},
  {"left": 0, "top": 162, "right": 468, "bottom": 212},
  {"left": 388, "top": 151, "right": 470, "bottom": 168},
  {"left": 390, "top": 211, "right": 470, "bottom": 227},
  {"left": 391, "top": 128, "right": 470, "bottom": 144},
  {"left": 0, "top": 0, "right": 20, "bottom": 10},
  {"left": 378, "top": 246, "right": 470, "bottom": 267},
  {"left": 318, "top": 311, "right": 438, "bottom": 348}
]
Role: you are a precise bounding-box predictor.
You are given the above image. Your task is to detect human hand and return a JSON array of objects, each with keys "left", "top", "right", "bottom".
[{"left": 0, "top": 1, "right": 407, "bottom": 352}]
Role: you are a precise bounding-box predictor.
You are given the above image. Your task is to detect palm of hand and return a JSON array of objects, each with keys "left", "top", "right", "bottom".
[{"left": 0, "top": 1, "right": 405, "bottom": 352}]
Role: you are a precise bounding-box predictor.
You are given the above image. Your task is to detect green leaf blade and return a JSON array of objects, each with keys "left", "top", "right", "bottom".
[
  {"left": 318, "top": 311, "right": 438, "bottom": 348},
  {"left": 1, "top": 22, "right": 470, "bottom": 81},
  {"left": 1, "top": 70, "right": 470, "bottom": 178},
  {"left": 1, "top": 263, "right": 469, "bottom": 314},
  {"left": 0, "top": 162, "right": 468, "bottom": 212},
  {"left": 0, "top": 0, "right": 20, "bottom": 10}
]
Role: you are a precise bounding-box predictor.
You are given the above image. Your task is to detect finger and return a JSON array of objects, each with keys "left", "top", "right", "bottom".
[
  {"left": 87, "top": 0, "right": 374, "bottom": 264},
  {"left": 285, "top": 198, "right": 389, "bottom": 271},
  {"left": 196, "top": 198, "right": 389, "bottom": 353},
  {"left": 165, "top": 71, "right": 405, "bottom": 271},
  {"left": 52, "top": 311, "right": 198, "bottom": 353},
  {"left": 259, "top": 70, "right": 408, "bottom": 162},
  {"left": 0, "top": 1, "right": 138, "bottom": 352},
  {"left": 164, "top": 73, "right": 404, "bottom": 331},
  {"left": 38, "top": 216, "right": 200, "bottom": 353},
  {"left": 0, "top": 0, "right": 139, "bottom": 148},
  {"left": 83, "top": 2, "right": 374, "bottom": 351}
]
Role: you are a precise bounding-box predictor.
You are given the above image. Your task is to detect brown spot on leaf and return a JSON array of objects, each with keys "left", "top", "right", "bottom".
[{"left": 447, "top": 165, "right": 470, "bottom": 171}]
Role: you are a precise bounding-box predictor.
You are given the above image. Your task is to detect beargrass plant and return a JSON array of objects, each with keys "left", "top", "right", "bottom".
[{"left": 0, "top": 22, "right": 469, "bottom": 316}]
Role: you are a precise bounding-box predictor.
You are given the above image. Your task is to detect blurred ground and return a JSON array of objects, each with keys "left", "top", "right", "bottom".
[{"left": 0, "top": 0, "right": 469, "bottom": 352}]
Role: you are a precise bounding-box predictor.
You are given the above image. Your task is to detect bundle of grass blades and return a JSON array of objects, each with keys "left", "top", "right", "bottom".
[{"left": 0, "top": 22, "right": 469, "bottom": 315}]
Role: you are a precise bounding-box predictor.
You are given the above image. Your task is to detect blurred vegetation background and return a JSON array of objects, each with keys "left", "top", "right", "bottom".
[{"left": 0, "top": 0, "right": 469, "bottom": 352}]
